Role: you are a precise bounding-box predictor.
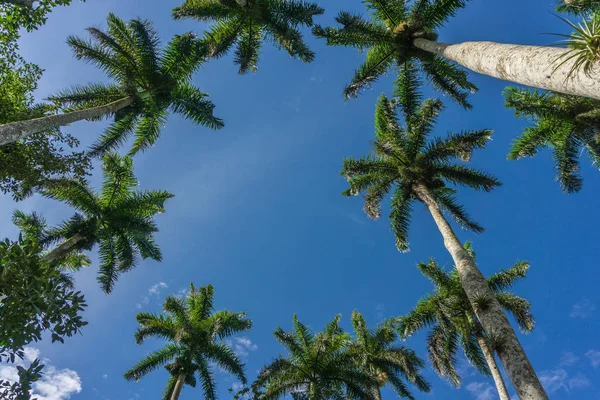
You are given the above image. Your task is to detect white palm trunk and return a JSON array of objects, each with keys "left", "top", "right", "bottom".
[
  {"left": 413, "top": 38, "right": 600, "bottom": 100},
  {"left": 43, "top": 233, "right": 86, "bottom": 262},
  {"left": 170, "top": 374, "right": 186, "bottom": 400},
  {"left": 476, "top": 332, "right": 511, "bottom": 400}
]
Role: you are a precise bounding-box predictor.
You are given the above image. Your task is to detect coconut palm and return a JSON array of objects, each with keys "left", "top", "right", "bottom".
[
  {"left": 37, "top": 153, "right": 173, "bottom": 293},
  {"left": 399, "top": 247, "right": 535, "bottom": 400},
  {"left": 124, "top": 284, "right": 252, "bottom": 400},
  {"left": 313, "top": 0, "right": 600, "bottom": 102},
  {"left": 0, "top": 13, "right": 223, "bottom": 154},
  {"left": 504, "top": 87, "right": 600, "bottom": 193},
  {"left": 341, "top": 70, "right": 547, "bottom": 399},
  {"left": 349, "top": 311, "right": 430, "bottom": 400},
  {"left": 172, "top": 0, "right": 324, "bottom": 74},
  {"left": 252, "top": 315, "right": 378, "bottom": 399}
]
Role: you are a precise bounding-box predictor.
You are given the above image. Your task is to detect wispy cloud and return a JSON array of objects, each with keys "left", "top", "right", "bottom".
[
  {"left": 558, "top": 351, "right": 580, "bottom": 367},
  {"left": 569, "top": 299, "right": 596, "bottom": 319},
  {"left": 136, "top": 282, "right": 169, "bottom": 309},
  {"left": 465, "top": 381, "right": 496, "bottom": 400},
  {"left": 539, "top": 368, "right": 590, "bottom": 393},
  {"left": 227, "top": 337, "right": 258, "bottom": 359},
  {"left": 585, "top": 349, "right": 600, "bottom": 367}
]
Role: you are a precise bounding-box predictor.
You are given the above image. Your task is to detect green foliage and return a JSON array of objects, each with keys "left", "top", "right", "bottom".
[
  {"left": 553, "top": 12, "right": 600, "bottom": 77},
  {"left": 0, "top": 357, "right": 44, "bottom": 400},
  {"left": 312, "top": 0, "right": 476, "bottom": 107},
  {"left": 0, "top": 0, "right": 82, "bottom": 33},
  {"left": 124, "top": 284, "right": 251, "bottom": 400},
  {"left": 557, "top": 0, "right": 600, "bottom": 15},
  {"left": 504, "top": 87, "right": 600, "bottom": 193},
  {"left": 172, "top": 0, "right": 324, "bottom": 74}
]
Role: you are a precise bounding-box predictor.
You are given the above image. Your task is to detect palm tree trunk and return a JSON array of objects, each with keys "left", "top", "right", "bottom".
[
  {"left": 170, "top": 374, "right": 186, "bottom": 400},
  {"left": 373, "top": 386, "right": 382, "bottom": 400},
  {"left": 476, "top": 332, "right": 511, "bottom": 400},
  {"left": 42, "top": 233, "right": 86, "bottom": 262},
  {"left": 0, "top": 96, "right": 134, "bottom": 146},
  {"left": 413, "top": 183, "right": 547, "bottom": 400},
  {"left": 413, "top": 38, "right": 600, "bottom": 100}
]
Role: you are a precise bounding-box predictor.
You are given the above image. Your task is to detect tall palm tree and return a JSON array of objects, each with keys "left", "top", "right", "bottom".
[
  {"left": 313, "top": 0, "right": 600, "bottom": 102},
  {"left": 399, "top": 247, "right": 535, "bottom": 400},
  {"left": 38, "top": 153, "right": 173, "bottom": 293},
  {"left": 341, "top": 71, "right": 547, "bottom": 399},
  {"left": 172, "top": 0, "right": 324, "bottom": 74},
  {"left": 349, "top": 311, "right": 430, "bottom": 400},
  {"left": 252, "top": 315, "right": 378, "bottom": 399},
  {"left": 0, "top": 13, "right": 223, "bottom": 154},
  {"left": 124, "top": 284, "right": 252, "bottom": 400},
  {"left": 504, "top": 87, "right": 600, "bottom": 193}
]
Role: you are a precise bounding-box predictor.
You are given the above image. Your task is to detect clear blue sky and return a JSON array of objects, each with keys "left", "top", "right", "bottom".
[{"left": 1, "top": 0, "right": 600, "bottom": 399}]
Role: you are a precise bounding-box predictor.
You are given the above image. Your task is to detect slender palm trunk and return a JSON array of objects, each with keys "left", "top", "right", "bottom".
[
  {"left": 42, "top": 233, "right": 86, "bottom": 263},
  {"left": 413, "top": 183, "right": 547, "bottom": 400},
  {"left": 373, "top": 386, "right": 382, "bottom": 400},
  {"left": 170, "top": 374, "right": 186, "bottom": 400},
  {"left": 476, "top": 332, "right": 511, "bottom": 400},
  {"left": 413, "top": 38, "right": 600, "bottom": 100},
  {"left": 0, "top": 96, "right": 134, "bottom": 146}
]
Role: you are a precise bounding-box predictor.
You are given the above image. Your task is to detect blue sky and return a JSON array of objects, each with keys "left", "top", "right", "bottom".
[{"left": 1, "top": 0, "right": 600, "bottom": 399}]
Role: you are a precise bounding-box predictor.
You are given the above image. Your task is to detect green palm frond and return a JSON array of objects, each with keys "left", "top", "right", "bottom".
[
  {"left": 553, "top": 13, "right": 600, "bottom": 77},
  {"left": 487, "top": 261, "right": 529, "bottom": 292},
  {"left": 124, "top": 343, "right": 181, "bottom": 381},
  {"left": 495, "top": 293, "right": 535, "bottom": 333},
  {"left": 557, "top": 0, "right": 600, "bottom": 14}
]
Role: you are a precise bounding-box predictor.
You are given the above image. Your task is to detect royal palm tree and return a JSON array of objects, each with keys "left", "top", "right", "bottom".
[
  {"left": 252, "top": 315, "right": 378, "bottom": 399},
  {"left": 313, "top": 0, "right": 600, "bottom": 102},
  {"left": 349, "top": 311, "right": 430, "bottom": 400},
  {"left": 399, "top": 247, "right": 535, "bottom": 400},
  {"left": 38, "top": 153, "right": 173, "bottom": 293},
  {"left": 0, "top": 13, "right": 223, "bottom": 154},
  {"left": 172, "top": 0, "right": 324, "bottom": 74},
  {"left": 341, "top": 71, "right": 547, "bottom": 399},
  {"left": 504, "top": 87, "right": 600, "bottom": 193},
  {"left": 124, "top": 284, "right": 251, "bottom": 400}
]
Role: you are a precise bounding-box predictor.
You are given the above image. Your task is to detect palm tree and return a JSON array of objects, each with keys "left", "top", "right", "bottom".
[
  {"left": 504, "top": 87, "right": 600, "bottom": 193},
  {"left": 349, "top": 311, "right": 430, "bottom": 400},
  {"left": 399, "top": 247, "right": 535, "bottom": 400},
  {"left": 124, "top": 284, "right": 252, "bottom": 400},
  {"left": 37, "top": 153, "right": 173, "bottom": 293},
  {"left": 0, "top": 13, "right": 223, "bottom": 154},
  {"left": 313, "top": 0, "right": 600, "bottom": 102},
  {"left": 341, "top": 71, "right": 547, "bottom": 399},
  {"left": 252, "top": 315, "right": 378, "bottom": 399},
  {"left": 558, "top": 0, "right": 600, "bottom": 14},
  {"left": 172, "top": 0, "right": 324, "bottom": 74}
]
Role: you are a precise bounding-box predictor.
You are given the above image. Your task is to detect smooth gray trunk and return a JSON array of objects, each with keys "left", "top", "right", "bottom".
[
  {"left": 413, "top": 38, "right": 600, "bottom": 100},
  {"left": 0, "top": 96, "right": 134, "bottom": 146},
  {"left": 413, "top": 184, "right": 547, "bottom": 400},
  {"left": 476, "top": 332, "right": 511, "bottom": 400},
  {"left": 42, "top": 233, "right": 86, "bottom": 263},
  {"left": 170, "top": 374, "right": 186, "bottom": 400}
]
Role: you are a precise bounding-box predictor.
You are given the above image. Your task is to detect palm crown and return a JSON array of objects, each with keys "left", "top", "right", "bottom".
[
  {"left": 39, "top": 153, "right": 173, "bottom": 293},
  {"left": 313, "top": 0, "right": 476, "bottom": 107},
  {"left": 124, "top": 284, "right": 252, "bottom": 400},
  {"left": 51, "top": 13, "right": 223, "bottom": 156},
  {"left": 504, "top": 87, "right": 600, "bottom": 193},
  {"left": 172, "top": 0, "right": 324, "bottom": 74},
  {"left": 349, "top": 311, "right": 430, "bottom": 399},
  {"left": 341, "top": 66, "right": 500, "bottom": 252},
  {"left": 399, "top": 249, "right": 535, "bottom": 386}
]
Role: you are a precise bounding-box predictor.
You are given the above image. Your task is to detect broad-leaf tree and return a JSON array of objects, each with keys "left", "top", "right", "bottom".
[
  {"left": 124, "top": 284, "right": 251, "bottom": 400},
  {"left": 0, "top": 13, "right": 223, "bottom": 154},
  {"left": 341, "top": 71, "right": 547, "bottom": 399},
  {"left": 314, "top": 0, "right": 600, "bottom": 102},
  {"left": 399, "top": 247, "right": 535, "bottom": 400},
  {"left": 172, "top": 0, "right": 324, "bottom": 74},
  {"left": 349, "top": 311, "right": 430, "bottom": 400},
  {"left": 38, "top": 153, "right": 173, "bottom": 293}
]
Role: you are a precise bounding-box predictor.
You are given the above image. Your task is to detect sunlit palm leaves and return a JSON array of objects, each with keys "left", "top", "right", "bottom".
[
  {"left": 172, "top": 0, "right": 324, "bottom": 74},
  {"left": 553, "top": 13, "right": 600, "bottom": 77},
  {"left": 312, "top": 0, "right": 476, "bottom": 107},
  {"left": 51, "top": 13, "right": 223, "bottom": 156},
  {"left": 124, "top": 284, "right": 251, "bottom": 400}
]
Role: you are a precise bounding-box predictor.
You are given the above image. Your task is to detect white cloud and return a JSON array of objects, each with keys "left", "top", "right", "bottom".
[
  {"left": 585, "top": 349, "right": 600, "bottom": 367},
  {"left": 558, "top": 352, "right": 580, "bottom": 367},
  {"left": 0, "top": 347, "right": 82, "bottom": 400},
  {"left": 136, "top": 282, "right": 169, "bottom": 309},
  {"left": 540, "top": 368, "right": 590, "bottom": 393},
  {"left": 569, "top": 299, "right": 596, "bottom": 319},
  {"left": 102, "top": 374, "right": 108, "bottom": 380},
  {"left": 465, "top": 381, "right": 495, "bottom": 400},
  {"left": 228, "top": 337, "right": 258, "bottom": 358},
  {"left": 568, "top": 374, "right": 590, "bottom": 390}
]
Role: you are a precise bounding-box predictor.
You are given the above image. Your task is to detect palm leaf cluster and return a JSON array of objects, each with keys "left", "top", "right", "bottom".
[
  {"left": 554, "top": 12, "right": 600, "bottom": 77},
  {"left": 504, "top": 87, "right": 600, "bottom": 192},
  {"left": 124, "top": 284, "right": 252, "bottom": 400},
  {"left": 51, "top": 13, "right": 223, "bottom": 156},
  {"left": 557, "top": 0, "right": 600, "bottom": 14},
  {"left": 312, "top": 0, "right": 476, "bottom": 107},
  {"left": 398, "top": 249, "right": 534, "bottom": 386},
  {"left": 172, "top": 0, "right": 324, "bottom": 74},
  {"left": 341, "top": 68, "right": 500, "bottom": 252}
]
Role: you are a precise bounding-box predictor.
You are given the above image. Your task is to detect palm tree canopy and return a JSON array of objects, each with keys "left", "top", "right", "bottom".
[
  {"left": 349, "top": 311, "right": 430, "bottom": 399},
  {"left": 312, "top": 0, "right": 476, "bottom": 107},
  {"left": 398, "top": 250, "right": 535, "bottom": 386},
  {"left": 50, "top": 13, "right": 223, "bottom": 156},
  {"left": 253, "top": 315, "right": 378, "bottom": 399},
  {"left": 39, "top": 153, "right": 173, "bottom": 293},
  {"left": 124, "top": 284, "right": 252, "bottom": 400},
  {"left": 557, "top": 0, "right": 600, "bottom": 14},
  {"left": 341, "top": 67, "right": 500, "bottom": 252},
  {"left": 172, "top": 0, "right": 324, "bottom": 74},
  {"left": 504, "top": 87, "right": 600, "bottom": 193}
]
